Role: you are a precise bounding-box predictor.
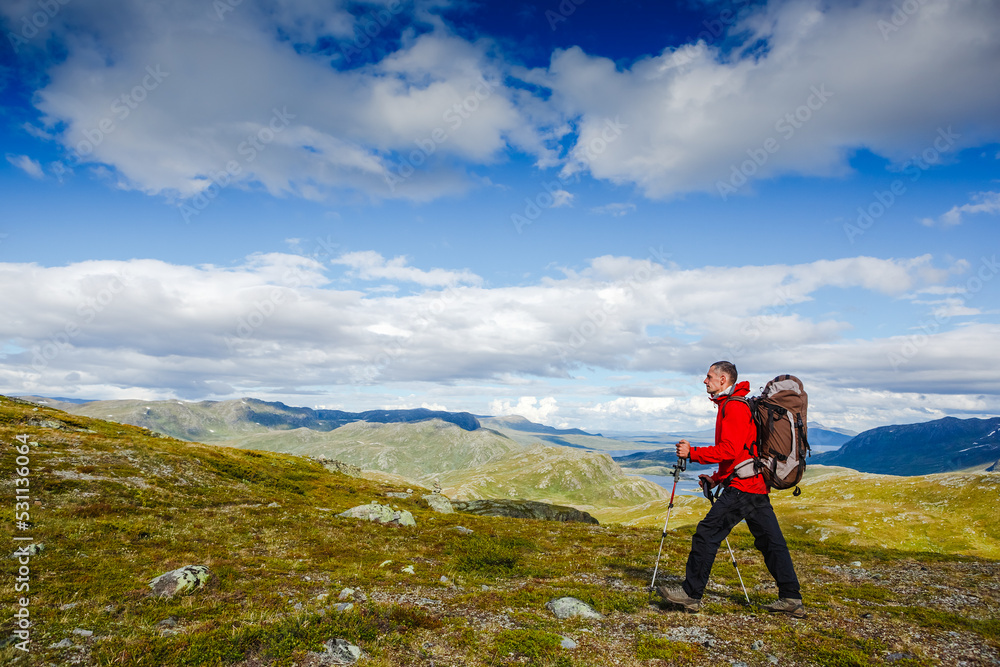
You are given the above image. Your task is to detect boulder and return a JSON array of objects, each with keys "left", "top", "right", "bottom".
[
  {"left": 338, "top": 501, "right": 415, "bottom": 527},
  {"left": 148, "top": 565, "right": 210, "bottom": 598},
  {"left": 545, "top": 597, "right": 603, "bottom": 619},
  {"left": 422, "top": 493, "right": 454, "bottom": 513},
  {"left": 451, "top": 499, "right": 598, "bottom": 524},
  {"left": 307, "top": 638, "right": 365, "bottom": 665}
]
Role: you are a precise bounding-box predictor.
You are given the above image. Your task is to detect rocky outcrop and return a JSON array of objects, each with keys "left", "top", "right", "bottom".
[
  {"left": 338, "top": 501, "right": 416, "bottom": 526},
  {"left": 451, "top": 499, "right": 598, "bottom": 524},
  {"left": 422, "top": 493, "right": 454, "bottom": 513}
]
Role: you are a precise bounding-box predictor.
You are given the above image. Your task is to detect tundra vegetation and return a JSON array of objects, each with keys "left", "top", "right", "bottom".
[{"left": 1, "top": 395, "right": 997, "bottom": 666}]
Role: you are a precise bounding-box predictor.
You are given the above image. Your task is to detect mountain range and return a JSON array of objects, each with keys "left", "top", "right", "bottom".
[
  {"left": 811, "top": 416, "right": 1000, "bottom": 475},
  {"left": 23, "top": 395, "right": 1000, "bottom": 478}
]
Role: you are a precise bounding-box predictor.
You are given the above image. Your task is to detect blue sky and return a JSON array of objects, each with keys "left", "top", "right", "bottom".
[{"left": 1, "top": 0, "right": 998, "bottom": 434}]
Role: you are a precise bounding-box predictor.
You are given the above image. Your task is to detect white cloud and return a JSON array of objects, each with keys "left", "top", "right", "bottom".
[
  {"left": 530, "top": 0, "right": 1000, "bottom": 199},
  {"left": 24, "top": 1, "right": 550, "bottom": 203},
  {"left": 332, "top": 251, "right": 482, "bottom": 287},
  {"left": 921, "top": 191, "right": 1000, "bottom": 227},
  {"left": 591, "top": 202, "right": 635, "bottom": 217},
  {"left": 5, "top": 154, "right": 44, "bottom": 179},
  {"left": 2, "top": 251, "right": 996, "bottom": 431},
  {"left": 488, "top": 396, "right": 559, "bottom": 424},
  {"left": 17, "top": 0, "right": 1000, "bottom": 204}
]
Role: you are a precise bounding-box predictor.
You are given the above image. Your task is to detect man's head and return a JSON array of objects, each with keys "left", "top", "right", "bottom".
[{"left": 704, "top": 361, "right": 738, "bottom": 396}]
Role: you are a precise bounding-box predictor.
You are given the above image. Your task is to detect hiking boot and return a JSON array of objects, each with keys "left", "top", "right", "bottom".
[
  {"left": 656, "top": 585, "right": 702, "bottom": 612},
  {"left": 765, "top": 597, "right": 805, "bottom": 618}
]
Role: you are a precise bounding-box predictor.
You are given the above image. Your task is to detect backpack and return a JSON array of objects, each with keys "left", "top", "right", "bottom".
[{"left": 723, "top": 375, "right": 811, "bottom": 495}]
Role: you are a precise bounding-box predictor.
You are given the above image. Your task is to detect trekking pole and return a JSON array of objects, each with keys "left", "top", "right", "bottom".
[
  {"left": 702, "top": 481, "right": 751, "bottom": 605},
  {"left": 650, "top": 457, "right": 686, "bottom": 590}
]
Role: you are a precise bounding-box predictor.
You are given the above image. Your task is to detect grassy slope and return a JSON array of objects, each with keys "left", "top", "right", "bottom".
[
  {"left": 594, "top": 465, "right": 1000, "bottom": 560},
  {"left": 2, "top": 396, "right": 999, "bottom": 667}
]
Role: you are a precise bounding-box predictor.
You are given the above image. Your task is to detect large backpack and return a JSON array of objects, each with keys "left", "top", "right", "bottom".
[{"left": 723, "top": 375, "right": 811, "bottom": 495}]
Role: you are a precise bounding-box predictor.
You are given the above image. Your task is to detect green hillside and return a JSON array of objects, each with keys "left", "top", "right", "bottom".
[
  {"left": 2, "top": 396, "right": 999, "bottom": 667},
  {"left": 597, "top": 465, "right": 1000, "bottom": 560},
  {"left": 221, "top": 420, "right": 668, "bottom": 509}
]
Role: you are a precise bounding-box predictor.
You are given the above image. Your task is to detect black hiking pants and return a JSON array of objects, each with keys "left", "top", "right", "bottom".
[{"left": 682, "top": 486, "right": 801, "bottom": 600}]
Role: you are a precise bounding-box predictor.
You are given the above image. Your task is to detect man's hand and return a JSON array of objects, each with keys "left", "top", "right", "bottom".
[
  {"left": 675, "top": 439, "right": 691, "bottom": 459},
  {"left": 698, "top": 474, "right": 716, "bottom": 490}
]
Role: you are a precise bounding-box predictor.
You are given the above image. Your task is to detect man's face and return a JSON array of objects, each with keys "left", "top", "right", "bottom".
[{"left": 703, "top": 366, "right": 729, "bottom": 395}]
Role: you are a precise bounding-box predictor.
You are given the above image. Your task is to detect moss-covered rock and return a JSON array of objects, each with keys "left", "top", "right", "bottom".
[{"left": 148, "top": 565, "right": 210, "bottom": 598}]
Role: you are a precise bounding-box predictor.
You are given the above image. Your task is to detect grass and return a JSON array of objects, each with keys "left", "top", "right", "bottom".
[{"left": 1, "top": 395, "right": 998, "bottom": 666}]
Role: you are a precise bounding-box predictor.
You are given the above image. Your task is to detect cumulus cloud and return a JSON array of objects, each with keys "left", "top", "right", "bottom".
[
  {"left": 488, "top": 396, "right": 559, "bottom": 424},
  {"left": 12, "top": 0, "right": 1000, "bottom": 204},
  {"left": 921, "top": 191, "right": 1000, "bottom": 227},
  {"left": 5, "top": 154, "right": 44, "bottom": 178},
  {"left": 529, "top": 0, "right": 1000, "bottom": 199},
  {"left": 332, "top": 251, "right": 482, "bottom": 287},
  {"left": 2, "top": 251, "right": 997, "bottom": 431},
  {"left": 20, "top": 0, "right": 551, "bottom": 203}
]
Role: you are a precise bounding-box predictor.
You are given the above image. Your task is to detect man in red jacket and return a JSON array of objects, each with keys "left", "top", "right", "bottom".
[{"left": 658, "top": 361, "right": 804, "bottom": 617}]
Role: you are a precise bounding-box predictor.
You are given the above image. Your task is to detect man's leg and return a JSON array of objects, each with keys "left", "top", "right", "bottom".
[
  {"left": 744, "top": 494, "right": 800, "bottom": 599},
  {"left": 683, "top": 487, "right": 749, "bottom": 598}
]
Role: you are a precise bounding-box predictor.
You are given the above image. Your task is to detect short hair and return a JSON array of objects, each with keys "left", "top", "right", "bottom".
[{"left": 710, "top": 360, "right": 738, "bottom": 384}]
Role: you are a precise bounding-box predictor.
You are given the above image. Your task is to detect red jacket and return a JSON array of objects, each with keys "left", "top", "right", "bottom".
[{"left": 689, "top": 381, "right": 767, "bottom": 494}]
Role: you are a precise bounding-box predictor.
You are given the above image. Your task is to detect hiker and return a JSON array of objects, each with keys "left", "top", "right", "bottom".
[{"left": 658, "top": 360, "right": 804, "bottom": 617}]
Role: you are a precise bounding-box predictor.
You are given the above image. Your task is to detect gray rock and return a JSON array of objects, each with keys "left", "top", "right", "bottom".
[
  {"left": 560, "top": 636, "right": 578, "bottom": 649},
  {"left": 338, "top": 588, "right": 355, "bottom": 601},
  {"left": 385, "top": 492, "right": 410, "bottom": 499},
  {"left": 331, "top": 603, "right": 354, "bottom": 612},
  {"left": 338, "top": 501, "right": 416, "bottom": 527},
  {"left": 49, "top": 638, "right": 74, "bottom": 649},
  {"left": 72, "top": 628, "right": 93, "bottom": 637},
  {"left": 148, "top": 565, "right": 210, "bottom": 598},
  {"left": 60, "top": 602, "right": 78, "bottom": 611},
  {"left": 752, "top": 640, "right": 765, "bottom": 651},
  {"left": 452, "top": 499, "right": 599, "bottom": 524},
  {"left": 545, "top": 597, "right": 604, "bottom": 619},
  {"left": 308, "top": 638, "right": 365, "bottom": 665},
  {"left": 453, "top": 526, "right": 474, "bottom": 534},
  {"left": 422, "top": 493, "right": 454, "bottom": 513}
]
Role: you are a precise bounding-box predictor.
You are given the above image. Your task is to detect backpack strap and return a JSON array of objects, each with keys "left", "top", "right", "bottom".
[{"left": 718, "top": 395, "right": 759, "bottom": 486}]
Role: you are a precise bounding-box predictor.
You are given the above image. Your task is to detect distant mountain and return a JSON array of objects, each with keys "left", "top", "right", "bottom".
[
  {"left": 37, "top": 397, "right": 481, "bottom": 441},
  {"left": 479, "top": 415, "right": 638, "bottom": 452},
  {"left": 481, "top": 415, "right": 598, "bottom": 437},
  {"left": 812, "top": 416, "right": 1000, "bottom": 475}
]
